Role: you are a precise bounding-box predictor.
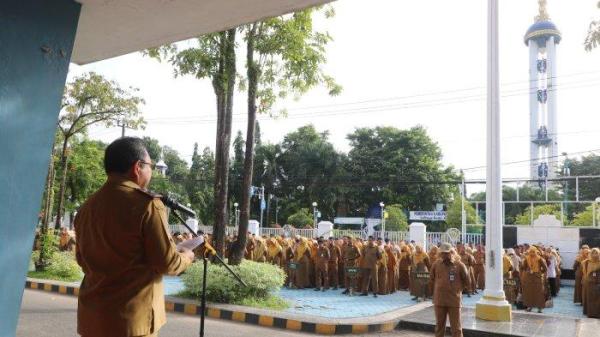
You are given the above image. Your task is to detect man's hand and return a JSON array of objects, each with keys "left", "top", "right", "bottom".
[{"left": 178, "top": 247, "right": 195, "bottom": 262}]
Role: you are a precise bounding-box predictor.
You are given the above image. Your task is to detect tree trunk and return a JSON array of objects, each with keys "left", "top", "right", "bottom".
[
  {"left": 229, "top": 24, "right": 258, "bottom": 265},
  {"left": 38, "top": 150, "right": 56, "bottom": 269},
  {"left": 68, "top": 175, "right": 77, "bottom": 229},
  {"left": 212, "top": 29, "right": 237, "bottom": 257},
  {"left": 54, "top": 137, "right": 69, "bottom": 230},
  {"left": 42, "top": 151, "right": 55, "bottom": 233}
]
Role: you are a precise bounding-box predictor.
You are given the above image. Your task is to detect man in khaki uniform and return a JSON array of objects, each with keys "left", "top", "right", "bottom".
[
  {"left": 430, "top": 243, "right": 470, "bottom": 337},
  {"left": 327, "top": 237, "right": 342, "bottom": 290},
  {"left": 315, "top": 239, "right": 330, "bottom": 291},
  {"left": 360, "top": 236, "right": 381, "bottom": 297},
  {"left": 342, "top": 237, "right": 361, "bottom": 294},
  {"left": 75, "top": 137, "right": 194, "bottom": 337}
]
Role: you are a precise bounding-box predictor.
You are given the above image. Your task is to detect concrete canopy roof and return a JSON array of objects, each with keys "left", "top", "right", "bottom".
[{"left": 72, "top": 0, "right": 333, "bottom": 65}]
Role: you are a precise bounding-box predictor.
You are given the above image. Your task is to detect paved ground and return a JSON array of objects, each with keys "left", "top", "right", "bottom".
[
  {"left": 164, "top": 276, "right": 586, "bottom": 319},
  {"left": 17, "top": 289, "right": 434, "bottom": 337}
]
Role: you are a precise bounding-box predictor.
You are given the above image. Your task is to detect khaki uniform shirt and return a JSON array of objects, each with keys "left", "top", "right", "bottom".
[
  {"left": 430, "top": 259, "right": 470, "bottom": 308},
  {"left": 361, "top": 244, "right": 381, "bottom": 269},
  {"left": 316, "top": 246, "right": 330, "bottom": 268},
  {"left": 328, "top": 243, "right": 342, "bottom": 264},
  {"left": 75, "top": 177, "right": 192, "bottom": 337},
  {"left": 342, "top": 245, "right": 361, "bottom": 267}
]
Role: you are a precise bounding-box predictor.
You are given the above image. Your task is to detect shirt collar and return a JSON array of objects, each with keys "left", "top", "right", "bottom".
[{"left": 107, "top": 175, "right": 141, "bottom": 190}]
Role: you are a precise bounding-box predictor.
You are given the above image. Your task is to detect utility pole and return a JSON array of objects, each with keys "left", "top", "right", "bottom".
[{"left": 117, "top": 120, "right": 131, "bottom": 137}]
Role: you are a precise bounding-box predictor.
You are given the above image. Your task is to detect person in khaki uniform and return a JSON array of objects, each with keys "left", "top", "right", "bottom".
[
  {"left": 341, "top": 237, "right": 361, "bottom": 294},
  {"left": 360, "top": 236, "right": 381, "bottom": 297},
  {"left": 244, "top": 234, "right": 256, "bottom": 260},
  {"left": 327, "top": 237, "right": 342, "bottom": 290},
  {"left": 429, "top": 243, "right": 470, "bottom": 337},
  {"left": 266, "top": 237, "right": 283, "bottom": 266},
  {"left": 473, "top": 245, "right": 485, "bottom": 290},
  {"left": 520, "top": 247, "right": 548, "bottom": 313},
  {"left": 376, "top": 238, "right": 388, "bottom": 295},
  {"left": 315, "top": 240, "right": 330, "bottom": 291},
  {"left": 398, "top": 244, "right": 411, "bottom": 290},
  {"left": 573, "top": 245, "right": 590, "bottom": 304},
  {"left": 75, "top": 137, "right": 194, "bottom": 337},
  {"left": 582, "top": 248, "right": 600, "bottom": 318}
]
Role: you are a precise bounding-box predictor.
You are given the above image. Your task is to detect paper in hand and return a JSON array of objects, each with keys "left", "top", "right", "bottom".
[{"left": 177, "top": 235, "right": 204, "bottom": 251}]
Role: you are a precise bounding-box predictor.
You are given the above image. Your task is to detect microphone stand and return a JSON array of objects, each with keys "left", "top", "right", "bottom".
[{"left": 171, "top": 210, "right": 247, "bottom": 337}]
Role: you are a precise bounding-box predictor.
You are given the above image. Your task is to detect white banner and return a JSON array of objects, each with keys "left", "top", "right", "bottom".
[
  {"left": 409, "top": 211, "right": 447, "bottom": 221},
  {"left": 334, "top": 217, "right": 364, "bottom": 225}
]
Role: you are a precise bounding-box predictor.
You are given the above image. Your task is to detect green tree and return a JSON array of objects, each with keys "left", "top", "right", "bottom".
[
  {"left": 515, "top": 204, "right": 562, "bottom": 225},
  {"left": 230, "top": 8, "right": 341, "bottom": 265},
  {"left": 187, "top": 145, "right": 215, "bottom": 225},
  {"left": 571, "top": 205, "right": 599, "bottom": 226},
  {"left": 275, "top": 125, "right": 343, "bottom": 223},
  {"left": 345, "top": 126, "right": 458, "bottom": 213},
  {"left": 147, "top": 29, "right": 237, "bottom": 255},
  {"left": 384, "top": 205, "right": 408, "bottom": 232},
  {"left": 229, "top": 131, "right": 245, "bottom": 206},
  {"left": 65, "top": 139, "right": 107, "bottom": 218},
  {"left": 142, "top": 136, "right": 162, "bottom": 163},
  {"left": 445, "top": 194, "right": 479, "bottom": 231},
  {"left": 560, "top": 155, "right": 600, "bottom": 201},
  {"left": 53, "top": 72, "right": 144, "bottom": 231},
  {"left": 287, "top": 208, "right": 314, "bottom": 228},
  {"left": 585, "top": 1, "right": 600, "bottom": 51},
  {"left": 469, "top": 184, "right": 562, "bottom": 225}
]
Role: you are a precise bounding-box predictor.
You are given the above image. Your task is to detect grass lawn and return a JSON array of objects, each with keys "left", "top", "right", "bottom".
[{"left": 27, "top": 270, "right": 82, "bottom": 283}]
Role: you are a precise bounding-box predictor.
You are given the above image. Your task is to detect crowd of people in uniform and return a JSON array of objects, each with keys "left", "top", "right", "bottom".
[
  {"left": 172, "top": 231, "right": 600, "bottom": 319},
  {"left": 36, "top": 226, "right": 599, "bottom": 321}
]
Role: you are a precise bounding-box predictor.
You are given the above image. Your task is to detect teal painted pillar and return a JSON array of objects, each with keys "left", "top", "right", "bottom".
[{"left": 0, "top": 1, "right": 80, "bottom": 335}]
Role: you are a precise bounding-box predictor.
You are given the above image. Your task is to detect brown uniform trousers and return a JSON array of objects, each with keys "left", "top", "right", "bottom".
[
  {"left": 315, "top": 247, "right": 330, "bottom": 289},
  {"left": 75, "top": 177, "right": 192, "bottom": 337},
  {"left": 430, "top": 260, "right": 470, "bottom": 337},
  {"left": 342, "top": 244, "right": 361, "bottom": 289},
  {"left": 360, "top": 245, "right": 381, "bottom": 294},
  {"left": 327, "top": 243, "right": 342, "bottom": 288}
]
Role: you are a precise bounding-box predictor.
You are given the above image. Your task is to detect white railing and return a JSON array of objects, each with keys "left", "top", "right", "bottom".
[{"left": 168, "top": 224, "right": 483, "bottom": 246}]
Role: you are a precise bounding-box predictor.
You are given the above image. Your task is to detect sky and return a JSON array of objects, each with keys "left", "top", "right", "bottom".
[{"left": 70, "top": 0, "right": 600, "bottom": 184}]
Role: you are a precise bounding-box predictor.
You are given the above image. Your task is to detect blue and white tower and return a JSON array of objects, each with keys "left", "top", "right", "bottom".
[{"left": 525, "top": 0, "right": 561, "bottom": 181}]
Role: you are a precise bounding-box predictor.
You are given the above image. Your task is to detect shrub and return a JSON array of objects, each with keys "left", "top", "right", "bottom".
[
  {"left": 47, "top": 252, "right": 83, "bottom": 280},
  {"left": 180, "top": 260, "right": 286, "bottom": 305},
  {"left": 29, "top": 250, "right": 83, "bottom": 282}
]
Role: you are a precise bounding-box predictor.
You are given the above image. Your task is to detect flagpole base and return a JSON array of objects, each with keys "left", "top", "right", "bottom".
[{"left": 475, "top": 296, "right": 512, "bottom": 321}]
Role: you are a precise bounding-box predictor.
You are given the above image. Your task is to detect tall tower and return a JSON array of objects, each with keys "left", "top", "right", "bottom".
[{"left": 525, "top": 0, "right": 561, "bottom": 181}]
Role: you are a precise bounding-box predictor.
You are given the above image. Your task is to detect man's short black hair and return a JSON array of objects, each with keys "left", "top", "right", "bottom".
[{"left": 104, "top": 137, "right": 148, "bottom": 174}]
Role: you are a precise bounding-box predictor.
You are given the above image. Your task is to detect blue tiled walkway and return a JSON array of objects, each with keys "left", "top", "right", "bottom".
[{"left": 164, "top": 276, "right": 586, "bottom": 319}]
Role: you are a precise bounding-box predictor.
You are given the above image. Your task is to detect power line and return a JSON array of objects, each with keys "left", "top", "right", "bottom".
[{"left": 143, "top": 77, "right": 600, "bottom": 125}]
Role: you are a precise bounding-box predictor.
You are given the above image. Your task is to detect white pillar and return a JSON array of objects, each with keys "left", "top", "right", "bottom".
[
  {"left": 529, "top": 40, "right": 539, "bottom": 179},
  {"left": 186, "top": 218, "right": 199, "bottom": 234},
  {"left": 409, "top": 222, "right": 426, "bottom": 250},
  {"left": 547, "top": 36, "right": 558, "bottom": 178},
  {"left": 476, "top": 0, "right": 512, "bottom": 321}
]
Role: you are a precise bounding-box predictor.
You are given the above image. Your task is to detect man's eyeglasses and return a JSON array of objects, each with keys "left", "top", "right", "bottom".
[{"left": 139, "top": 160, "right": 156, "bottom": 170}]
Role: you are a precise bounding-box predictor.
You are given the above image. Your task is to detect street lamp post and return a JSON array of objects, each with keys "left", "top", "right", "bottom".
[
  {"left": 312, "top": 202, "right": 317, "bottom": 228},
  {"left": 379, "top": 202, "right": 385, "bottom": 238},
  {"left": 594, "top": 197, "right": 600, "bottom": 227},
  {"left": 234, "top": 202, "right": 239, "bottom": 227}
]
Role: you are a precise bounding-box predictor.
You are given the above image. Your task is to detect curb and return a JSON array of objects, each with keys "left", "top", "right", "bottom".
[{"left": 24, "top": 278, "right": 398, "bottom": 335}]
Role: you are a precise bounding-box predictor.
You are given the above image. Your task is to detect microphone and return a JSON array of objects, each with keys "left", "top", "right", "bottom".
[{"left": 159, "top": 193, "right": 196, "bottom": 219}]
